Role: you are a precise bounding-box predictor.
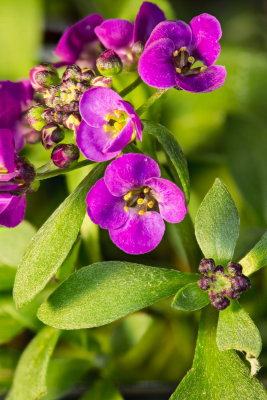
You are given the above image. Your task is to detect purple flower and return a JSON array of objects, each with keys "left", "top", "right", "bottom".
[
  {"left": 76, "top": 87, "right": 142, "bottom": 162},
  {"left": 95, "top": 2, "right": 165, "bottom": 68},
  {"left": 0, "top": 129, "right": 27, "bottom": 228},
  {"left": 55, "top": 14, "right": 104, "bottom": 65},
  {"left": 86, "top": 153, "right": 187, "bottom": 254},
  {"left": 0, "top": 80, "right": 33, "bottom": 151},
  {"left": 138, "top": 14, "right": 226, "bottom": 92}
]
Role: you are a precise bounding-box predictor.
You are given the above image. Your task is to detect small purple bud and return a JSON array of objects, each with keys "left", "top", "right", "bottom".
[
  {"left": 81, "top": 68, "right": 95, "bottom": 82},
  {"left": 198, "top": 258, "right": 215, "bottom": 274},
  {"left": 214, "top": 265, "right": 224, "bottom": 274},
  {"left": 227, "top": 262, "right": 243, "bottom": 275},
  {"left": 42, "top": 108, "right": 54, "bottom": 124},
  {"left": 52, "top": 111, "right": 64, "bottom": 124},
  {"left": 91, "top": 75, "right": 112, "bottom": 88},
  {"left": 26, "top": 104, "right": 46, "bottom": 131},
  {"left": 226, "top": 288, "right": 240, "bottom": 299},
  {"left": 62, "top": 65, "right": 82, "bottom": 82},
  {"left": 210, "top": 275, "right": 216, "bottom": 283},
  {"left": 30, "top": 63, "right": 60, "bottom": 91},
  {"left": 62, "top": 113, "right": 81, "bottom": 132},
  {"left": 96, "top": 50, "right": 123, "bottom": 77},
  {"left": 230, "top": 275, "right": 251, "bottom": 293},
  {"left": 51, "top": 144, "right": 80, "bottom": 168},
  {"left": 210, "top": 294, "right": 230, "bottom": 311},
  {"left": 68, "top": 101, "right": 79, "bottom": 113},
  {"left": 41, "top": 123, "right": 65, "bottom": 150},
  {"left": 16, "top": 157, "right": 36, "bottom": 183},
  {"left": 198, "top": 276, "right": 210, "bottom": 291}
]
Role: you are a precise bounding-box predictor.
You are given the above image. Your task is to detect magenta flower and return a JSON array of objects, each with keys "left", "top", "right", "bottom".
[
  {"left": 138, "top": 14, "right": 226, "bottom": 92},
  {"left": 76, "top": 87, "right": 142, "bottom": 162},
  {"left": 0, "top": 129, "right": 28, "bottom": 228},
  {"left": 0, "top": 80, "right": 33, "bottom": 150},
  {"left": 55, "top": 14, "right": 104, "bottom": 65},
  {"left": 86, "top": 153, "right": 187, "bottom": 254},
  {"left": 95, "top": 2, "right": 166, "bottom": 68}
]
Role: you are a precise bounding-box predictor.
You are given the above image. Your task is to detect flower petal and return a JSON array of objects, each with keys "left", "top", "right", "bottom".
[
  {"left": 104, "top": 153, "right": 161, "bottom": 196},
  {"left": 145, "top": 21, "right": 192, "bottom": 50},
  {"left": 86, "top": 178, "right": 128, "bottom": 230},
  {"left": 55, "top": 14, "right": 104, "bottom": 63},
  {"left": 0, "top": 129, "right": 15, "bottom": 172},
  {"left": 145, "top": 177, "right": 187, "bottom": 223},
  {"left": 76, "top": 121, "right": 120, "bottom": 162},
  {"left": 138, "top": 38, "right": 176, "bottom": 89},
  {"left": 133, "top": 1, "right": 166, "bottom": 44},
  {"left": 95, "top": 19, "right": 134, "bottom": 52},
  {"left": 118, "top": 100, "right": 142, "bottom": 141},
  {"left": 109, "top": 210, "right": 165, "bottom": 254},
  {"left": 175, "top": 65, "right": 226, "bottom": 93},
  {"left": 105, "top": 119, "right": 133, "bottom": 153},
  {"left": 0, "top": 194, "right": 26, "bottom": 228},
  {"left": 190, "top": 13, "right": 222, "bottom": 66},
  {"left": 79, "top": 87, "right": 122, "bottom": 127}
]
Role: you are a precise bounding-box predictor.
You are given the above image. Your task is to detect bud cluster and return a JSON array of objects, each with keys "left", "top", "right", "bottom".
[{"left": 198, "top": 258, "right": 251, "bottom": 310}]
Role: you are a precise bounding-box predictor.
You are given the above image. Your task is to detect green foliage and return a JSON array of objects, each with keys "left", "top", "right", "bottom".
[
  {"left": 170, "top": 307, "right": 267, "bottom": 400},
  {"left": 13, "top": 164, "right": 106, "bottom": 309},
  {"left": 7, "top": 327, "right": 60, "bottom": 400},
  {"left": 240, "top": 231, "right": 267, "bottom": 276},
  {"left": 172, "top": 282, "right": 209, "bottom": 311},
  {"left": 195, "top": 178, "right": 239, "bottom": 265},
  {"left": 0, "top": 348, "right": 19, "bottom": 394},
  {"left": 37, "top": 261, "right": 199, "bottom": 329},
  {"left": 80, "top": 380, "right": 123, "bottom": 400}
]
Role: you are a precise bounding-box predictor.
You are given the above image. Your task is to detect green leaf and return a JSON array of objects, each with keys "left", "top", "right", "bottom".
[
  {"left": 170, "top": 307, "right": 267, "bottom": 400},
  {"left": 195, "top": 178, "right": 239, "bottom": 265},
  {"left": 0, "top": 221, "right": 36, "bottom": 267},
  {"left": 142, "top": 120, "right": 190, "bottom": 203},
  {"left": 37, "top": 262, "right": 198, "bottom": 329},
  {"left": 0, "top": 348, "right": 20, "bottom": 394},
  {"left": 7, "top": 327, "right": 60, "bottom": 400},
  {"left": 14, "top": 164, "right": 106, "bottom": 309},
  {"left": 240, "top": 231, "right": 267, "bottom": 276},
  {"left": 80, "top": 380, "right": 123, "bottom": 400},
  {"left": 217, "top": 301, "right": 262, "bottom": 374},
  {"left": 0, "top": 266, "right": 16, "bottom": 291},
  {"left": 172, "top": 282, "right": 209, "bottom": 311}
]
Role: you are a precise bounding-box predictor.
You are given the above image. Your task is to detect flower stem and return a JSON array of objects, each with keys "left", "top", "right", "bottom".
[
  {"left": 136, "top": 89, "right": 168, "bottom": 116},
  {"left": 119, "top": 76, "right": 142, "bottom": 97},
  {"left": 35, "top": 159, "right": 94, "bottom": 181}
]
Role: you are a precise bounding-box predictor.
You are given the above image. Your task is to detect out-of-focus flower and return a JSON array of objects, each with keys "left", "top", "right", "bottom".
[
  {"left": 138, "top": 14, "right": 226, "bottom": 92},
  {"left": 95, "top": 2, "right": 166, "bottom": 69},
  {"left": 86, "top": 153, "right": 187, "bottom": 254},
  {"left": 76, "top": 87, "right": 142, "bottom": 162}
]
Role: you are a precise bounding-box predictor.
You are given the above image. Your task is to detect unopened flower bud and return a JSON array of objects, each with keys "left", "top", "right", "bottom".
[
  {"left": 15, "top": 157, "right": 36, "bottom": 184},
  {"left": 63, "top": 113, "right": 81, "bottom": 131},
  {"left": 214, "top": 265, "right": 224, "bottom": 274},
  {"left": 198, "top": 276, "right": 210, "bottom": 291},
  {"left": 52, "top": 111, "right": 64, "bottom": 124},
  {"left": 26, "top": 104, "right": 46, "bottom": 131},
  {"left": 198, "top": 258, "right": 215, "bottom": 274},
  {"left": 81, "top": 68, "right": 95, "bottom": 82},
  {"left": 51, "top": 144, "right": 80, "bottom": 168},
  {"left": 227, "top": 262, "right": 243, "bottom": 275},
  {"left": 229, "top": 275, "right": 251, "bottom": 293},
  {"left": 91, "top": 75, "right": 112, "bottom": 88},
  {"left": 226, "top": 288, "right": 240, "bottom": 299},
  {"left": 62, "top": 64, "right": 82, "bottom": 82},
  {"left": 67, "top": 101, "right": 79, "bottom": 113},
  {"left": 42, "top": 108, "right": 54, "bottom": 124},
  {"left": 96, "top": 50, "right": 122, "bottom": 77},
  {"left": 41, "top": 123, "right": 65, "bottom": 150},
  {"left": 210, "top": 293, "right": 230, "bottom": 310},
  {"left": 30, "top": 63, "right": 60, "bottom": 91}
]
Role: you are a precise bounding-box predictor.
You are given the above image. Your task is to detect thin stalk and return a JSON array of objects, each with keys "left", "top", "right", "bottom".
[
  {"left": 119, "top": 76, "right": 142, "bottom": 97},
  {"left": 136, "top": 89, "right": 168, "bottom": 116},
  {"left": 35, "top": 159, "right": 94, "bottom": 181}
]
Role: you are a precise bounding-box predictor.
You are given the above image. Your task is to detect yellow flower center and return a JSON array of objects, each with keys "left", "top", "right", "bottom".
[
  {"left": 103, "top": 110, "right": 128, "bottom": 139},
  {"left": 0, "top": 165, "right": 8, "bottom": 173}
]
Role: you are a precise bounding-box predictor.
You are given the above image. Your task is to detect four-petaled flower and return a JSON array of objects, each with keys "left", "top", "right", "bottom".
[
  {"left": 95, "top": 2, "right": 166, "bottom": 69},
  {"left": 138, "top": 14, "right": 226, "bottom": 93},
  {"left": 76, "top": 87, "right": 142, "bottom": 162},
  {"left": 86, "top": 153, "right": 187, "bottom": 254}
]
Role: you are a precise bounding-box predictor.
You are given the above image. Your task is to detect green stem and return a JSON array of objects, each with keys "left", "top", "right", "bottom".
[
  {"left": 119, "top": 76, "right": 142, "bottom": 97},
  {"left": 136, "top": 89, "right": 168, "bottom": 116},
  {"left": 35, "top": 159, "right": 94, "bottom": 181}
]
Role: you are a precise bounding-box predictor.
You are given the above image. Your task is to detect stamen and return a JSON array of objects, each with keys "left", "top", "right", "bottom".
[
  {"left": 0, "top": 165, "right": 7, "bottom": 173},
  {"left": 180, "top": 46, "right": 187, "bottom": 51},
  {"left": 124, "top": 192, "right": 132, "bottom": 201},
  {"left": 138, "top": 210, "right": 145, "bottom": 215},
  {"left": 188, "top": 56, "right": 195, "bottom": 64},
  {"left": 200, "top": 66, "right": 208, "bottom": 73},
  {"left": 137, "top": 198, "right": 144, "bottom": 205},
  {"left": 173, "top": 50, "right": 179, "bottom": 57},
  {"left": 124, "top": 206, "right": 129, "bottom": 212},
  {"left": 143, "top": 188, "right": 149, "bottom": 193},
  {"left": 147, "top": 201, "right": 154, "bottom": 208},
  {"left": 103, "top": 125, "right": 109, "bottom": 132},
  {"left": 114, "top": 122, "right": 123, "bottom": 131},
  {"left": 176, "top": 67, "right": 182, "bottom": 73}
]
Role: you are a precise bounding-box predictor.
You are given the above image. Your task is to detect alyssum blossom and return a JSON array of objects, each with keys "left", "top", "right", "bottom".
[
  {"left": 86, "top": 153, "right": 187, "bottom": 254},
  {"left": 76, "top": 87, "right": 142, "bottom": 162},
  {"left": 138, "top": 14, "right": 226, "bottom": 92}
]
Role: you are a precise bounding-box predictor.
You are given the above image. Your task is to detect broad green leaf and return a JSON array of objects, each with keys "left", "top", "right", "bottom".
[
  {"left": 142, "top": 120, "right": 190, "bottom": 203},
  {"left": 38, "top": 262, "right": 198, "bottom": 329},
  {"left": 80, "top": 380, "right": 123, "bottom": 400},
  {"left": 56, "top": 238, "right": 81, "bottom": 281},
  {"left": 170, "top": 307, "right": 267, "bottom": 400},
  {"left": 0, "top": 266, "right": 16, "bottom": 291},
  {"left": 217, "top": 301, "right": 262, "bottom": 373},
  {"left": 195, "top": 178, "right": 239, "bottom": 265},
  {"left": 0, "top": 348, "right": 20, "bottom": 394},
  {"left": 7, "top": 327, "right": 60, "bottom": 400},
  {"left": 240, "top": 231, "right": 267, "bottom": 276},
  {"left": 0, "top": 221, "right": 36, "bottom": 267},
  {"left": 172, "top": 282, "right": 209, "bottom": 311},
  {"left": 14, "top": 164, "right": 106, "bottom": 309},
  {"left": 43, "top": 358, "right": 91, "bottom": 400}
]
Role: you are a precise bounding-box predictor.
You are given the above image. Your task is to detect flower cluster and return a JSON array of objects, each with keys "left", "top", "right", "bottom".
[{"left": 198, "top": 258, "right": 251, "bottom": 310}]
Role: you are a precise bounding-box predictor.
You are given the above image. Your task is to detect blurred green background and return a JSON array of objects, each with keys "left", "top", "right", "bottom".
[{"left": 0, "top": 0, "right": 267, "bottom": 398}]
